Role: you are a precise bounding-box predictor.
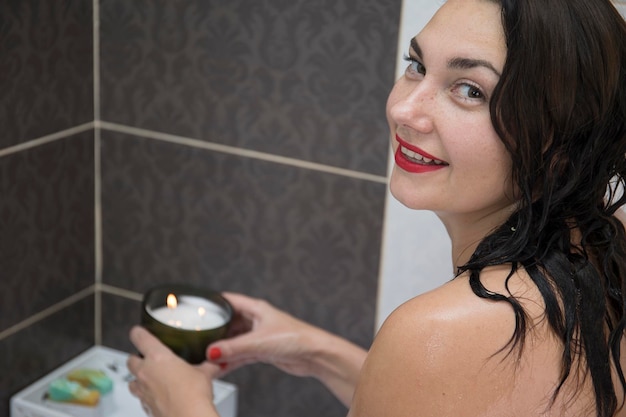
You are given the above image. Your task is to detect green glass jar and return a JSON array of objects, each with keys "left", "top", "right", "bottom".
[{"left": 141, "top": 284, "right": 233, "bottom": 364}]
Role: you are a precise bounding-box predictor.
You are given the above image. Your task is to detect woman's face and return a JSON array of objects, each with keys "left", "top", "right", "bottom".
[{"left": 387, "top": 0, "right": 514, "bottom": 223}]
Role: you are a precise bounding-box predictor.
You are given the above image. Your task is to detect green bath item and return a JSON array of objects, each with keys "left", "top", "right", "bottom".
[
  {"left": 67, "top": 368, "right": 114, "bottom": 394},
  {"left": 47, "top": 378, "right": 100, "bottom": 406}
]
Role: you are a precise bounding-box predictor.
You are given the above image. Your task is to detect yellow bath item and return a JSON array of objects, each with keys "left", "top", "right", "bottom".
[
  {"left": 47, "top": 378, "right": 100, "bottom": 406},
  {"left": 66, "top": 368, "right": 114, "bottom": 394}
]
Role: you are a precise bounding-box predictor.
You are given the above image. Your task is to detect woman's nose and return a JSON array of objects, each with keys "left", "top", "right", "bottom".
[{"left": 387, "top": 81, "right": 435, "bottom": 134}]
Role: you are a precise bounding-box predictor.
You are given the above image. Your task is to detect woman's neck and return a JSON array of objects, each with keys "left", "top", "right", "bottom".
[{"left": 437, "top": 204, "right": 517, "bottom": 268}]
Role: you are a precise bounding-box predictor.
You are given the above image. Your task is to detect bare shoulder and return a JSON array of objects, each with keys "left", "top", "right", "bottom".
[{"left": 349, "top": 266, "right": 567, "bottom": 417}]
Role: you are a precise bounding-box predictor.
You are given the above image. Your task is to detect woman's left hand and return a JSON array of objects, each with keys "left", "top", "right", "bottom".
[{"left": 127, "top": 326, "right": 220, "bottom": 417}]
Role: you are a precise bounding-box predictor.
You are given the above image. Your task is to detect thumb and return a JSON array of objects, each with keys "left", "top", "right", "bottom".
[{"left": 130, "top": 325, "right": 170, "bottom": 358}]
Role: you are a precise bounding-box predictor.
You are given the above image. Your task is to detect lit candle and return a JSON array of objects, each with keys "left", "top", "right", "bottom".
[
  {"left": 148, "top": 294, "right": 229, "bottom": 330},
  {"left": 141, "top": 285, "right": 233, "bottom": 364}
]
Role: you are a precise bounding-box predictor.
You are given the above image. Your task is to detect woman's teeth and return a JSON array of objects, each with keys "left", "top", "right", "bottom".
[{"left": 400, "top": 146, "right": 444, "bottom": 165}]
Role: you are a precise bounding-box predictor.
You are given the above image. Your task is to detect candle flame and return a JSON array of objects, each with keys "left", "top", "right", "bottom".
[
  {"left": 166, "top": 293, "right": 178, "bottom": 309},
  {"left": 197, "top": 307, "right": 206, "bottom": 317}
]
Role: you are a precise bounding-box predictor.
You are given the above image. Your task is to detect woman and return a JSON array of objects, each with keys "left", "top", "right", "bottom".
[{"left": 128, "top": 0, "right": 626, "bottom": 415}]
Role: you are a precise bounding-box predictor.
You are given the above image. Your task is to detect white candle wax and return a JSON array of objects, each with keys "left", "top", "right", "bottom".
[{"left": 148, "top": 295, "right": 228, "bottom": 330}]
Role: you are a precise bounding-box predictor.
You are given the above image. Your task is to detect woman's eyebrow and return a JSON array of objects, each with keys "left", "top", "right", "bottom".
[
  {"left": 410, "top": 38, "right": 422, "bottom": 57},
  {"left": 448, "top": 57, "right": 501, "bottom": 78},
  {"left": 410, "top": 37, "right": 501, "bottom": 78}
]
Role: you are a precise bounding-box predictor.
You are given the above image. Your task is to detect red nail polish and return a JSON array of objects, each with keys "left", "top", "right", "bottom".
[
  {"left": 209, "top": 347, "right": 222, "bottom": 360},
  {"left": 219, "top": 363, "right": 228, "bottom": 370}
]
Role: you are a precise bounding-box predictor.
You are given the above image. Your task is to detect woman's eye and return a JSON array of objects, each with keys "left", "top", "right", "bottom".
[
  {"left": 455, "top": 83, "right": 485, "bottom": 101},
  {"left": 403, "top": 55, "right": 425, "bottom": 77}
]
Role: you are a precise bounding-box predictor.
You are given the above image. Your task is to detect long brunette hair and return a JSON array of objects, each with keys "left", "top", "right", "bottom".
[{"left": 460, "top": 0, "right": 626, "bottom": 415}]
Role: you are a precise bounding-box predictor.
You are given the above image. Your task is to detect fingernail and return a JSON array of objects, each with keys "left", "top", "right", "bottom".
[
  {"left": 209, "top": 347, "right": 222, "bottom": 361},
  {"left": 219, "top": 363, "right": 228, "bottom": 370}
]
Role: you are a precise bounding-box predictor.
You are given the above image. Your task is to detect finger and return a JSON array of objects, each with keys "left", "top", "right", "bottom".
[
  {"left": 130, "top": 325, "right": 168, "bottom": 358},
  {"left": 206, "top": 331, "right": 263, "bottom": 364},
  {"left": 214, "top": 358, "right": 259, "bottom": 376},
  {"left": 141, "top": 401, "right": 153, "bottom": 417},
  {"left": 194, "top": 361, "right": 221, "bottom": 379},
  {"left": 221, "top": 291, "right": 256, "bottom": 304},
  {"left": 127, "top": 353, "right": 143, "bottom": 377},
  {"left": 128, "top": 379, "right": 141, "bottom": 398},
  {"left": 221, "top": 292, "right": 267, "bottom": 319}
]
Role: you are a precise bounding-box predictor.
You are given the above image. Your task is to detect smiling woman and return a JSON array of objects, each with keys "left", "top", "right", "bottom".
[
  {"left": 386, "top": 0, "right": 512, "bottom": 224},
  {"left": 126, "top": 1, "right": 626, "bottom": 416},
  {"left": 354, "top": 0, "right": 626, "bottom": 415}
]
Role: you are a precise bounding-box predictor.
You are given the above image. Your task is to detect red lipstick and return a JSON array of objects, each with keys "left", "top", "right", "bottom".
[{"left": 394, "top": 135, "right": 447, "bottom": 174}]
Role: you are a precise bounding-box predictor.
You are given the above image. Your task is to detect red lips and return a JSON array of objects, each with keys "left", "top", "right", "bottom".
[{"left": 394, "top": 135, "right": 447, "bottom": 174}]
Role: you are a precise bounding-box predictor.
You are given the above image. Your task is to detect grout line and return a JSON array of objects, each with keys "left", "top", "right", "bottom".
[
  {"left": 99, "top": 121, "right": 389, "bottom": 184},
  {"left": 0, "top": 286, "right": 96, "bottom": 341},
  {"left": 94, "top": 123, "right": 102, "bottom": 345},
  {"left": 94, "top": 123, "right": 102, "bottom": 346},
  {"left": 93, "top": 0, "right": 101, "bottom": 122},
  {"left": 0, "top": 122, "right": 95, "bottom": 158},
  {"left": 98, "top": 283, "right": 143, "bottom": 302},
  {"left": 94, "top": 287, "right": 102, "bottom": 345},
  {"left": 93, "top": 0, "right": 102, "bottom": 345}
]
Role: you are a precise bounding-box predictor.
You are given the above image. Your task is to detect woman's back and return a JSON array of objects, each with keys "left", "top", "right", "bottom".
[{"left": 350, "top": 264, "right": 626, "bottom": 417}]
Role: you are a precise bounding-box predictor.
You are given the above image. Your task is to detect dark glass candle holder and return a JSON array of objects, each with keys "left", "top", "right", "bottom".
[{"left": 141, "top": 284, "right": 233, "bottom": 364}]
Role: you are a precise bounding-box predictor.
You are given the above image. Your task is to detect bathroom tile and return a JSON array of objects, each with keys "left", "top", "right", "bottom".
[
  {"left": 100, "top": 292, "right": 140, "bottom": 354},
  {"left": 101, "top": 130, "right": 384, "bottom": 348},
  {"left": 99, "top": 0, "right": 400, "bottom": 175},
  {"left": 0, "top": 296, "right": 94, "bottom": 417},
  {"left": 0, "top": 132, "right": 95, "bottom": 332},
  {"left": 225, "top": 364, "right": 348, "bottom": 417},
  {"left": 0, "top": 0, "right": 93, "bottom": 147},
  {"left": 100, "top": 130, "right": 384, "bottom": 415}
]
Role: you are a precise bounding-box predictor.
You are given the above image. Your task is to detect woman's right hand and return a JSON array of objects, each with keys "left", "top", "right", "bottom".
[
  {"left": 205, "top": 292, "right": 367, "bottom": 407},
  {"left": 206, "top": 292, "right": 326, "bottom": 377}
]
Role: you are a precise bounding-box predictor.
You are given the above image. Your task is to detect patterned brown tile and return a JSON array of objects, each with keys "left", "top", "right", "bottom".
[
  {"left": 0, "top": 1, "right": 402, "bottom": 416},
  {"left": 101, "top": 292, "right": 141, "bottom": 354},
  {"left": 0, "top": 132, "right": 95, "bottom": 332},
  {"left": 0, "top": 0, "right": 93, "bottom": 146},
  {"left": 100, "top": 0, "right": 400, "bottom": 175},
  {"left": 101, "top": 131, "right": 383, "bottom": 346},
  {"left": 101, "top": 130, "right": 385, "bottom": 416}
]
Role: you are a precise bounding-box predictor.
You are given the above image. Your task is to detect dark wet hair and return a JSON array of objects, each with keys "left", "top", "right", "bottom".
[{"left": 459, "top": 0, "right": 626, "bottom": 415}]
